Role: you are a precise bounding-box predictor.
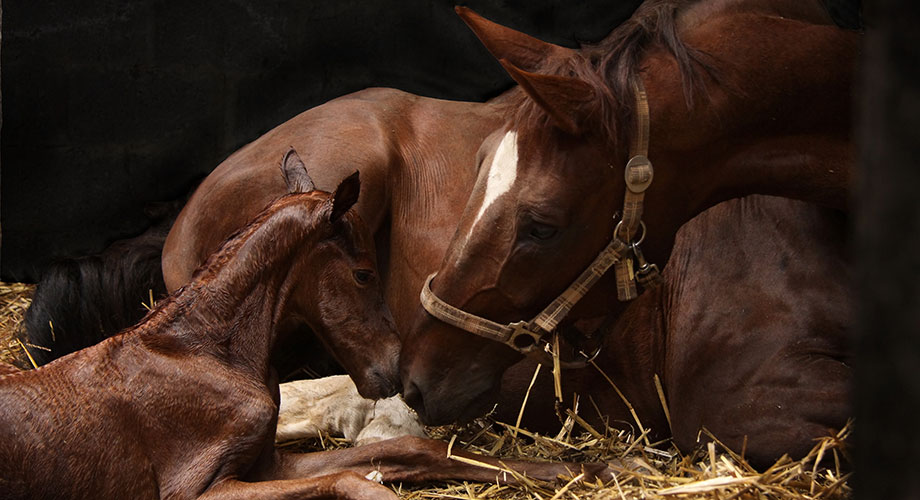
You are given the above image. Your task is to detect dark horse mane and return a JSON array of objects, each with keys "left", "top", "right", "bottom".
[
  {"left": 19, "top": 201, "right": 182, "bottom": 366},
  {"left": 508, "top": 0, "right": 711, "bottom": 145}
]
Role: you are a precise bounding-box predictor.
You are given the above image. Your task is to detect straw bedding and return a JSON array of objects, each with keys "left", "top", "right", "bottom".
[
  {"left": 280, "top": 410, "right": 851, "bottom": 499},
  {"left": 0, "top": 282, "right": 34, "bottom": 368},
  {"left": 0, "top": 281, "right": 851, "bottom": 499}
]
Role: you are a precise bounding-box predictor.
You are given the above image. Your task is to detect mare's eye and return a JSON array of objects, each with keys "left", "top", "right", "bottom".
[
  {"left": 353, "top": 269, "right": 375, "bottom": 285},
  {"left": 529, "top": 223, "right": 558, "bottom": 241}
]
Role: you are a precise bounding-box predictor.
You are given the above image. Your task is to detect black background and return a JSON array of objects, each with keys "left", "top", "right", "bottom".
[
  {"left": 9, "top": 3, "right": 920, "bottom": 498},
  {"left": 0, "top": 0, "right": 644, "bottom": 281}
]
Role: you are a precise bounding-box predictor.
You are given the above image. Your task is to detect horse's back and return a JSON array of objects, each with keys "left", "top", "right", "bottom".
[
  {"left": 163, "top": 88, "right": 406, "bottom": 290},
  {"left": 163, "top": 87, "right": 495, "bottom": 293}
]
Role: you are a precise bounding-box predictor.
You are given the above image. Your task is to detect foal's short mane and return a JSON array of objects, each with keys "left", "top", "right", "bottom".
[
  {"left": 136, "top": 193, "right": 330, "bottom": 328},
  {"left": 509, "top": 0, "right": 710, "bottom": 146},
  {"left": 193, "top": 193, "right": 328, "bottom": 282}
]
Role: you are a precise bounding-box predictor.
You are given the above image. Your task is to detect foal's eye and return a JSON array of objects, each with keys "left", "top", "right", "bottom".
[
  {"left": 529, "top": 223, "right": 558, "bottom": 241},
  {"left": 353, "top": 269, "right": 375, "bottom": 285}
]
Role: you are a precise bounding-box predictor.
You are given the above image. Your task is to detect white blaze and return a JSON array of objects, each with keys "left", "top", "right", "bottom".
[{"left": 472, "top": 131, "right": 519, "bottom": 229}]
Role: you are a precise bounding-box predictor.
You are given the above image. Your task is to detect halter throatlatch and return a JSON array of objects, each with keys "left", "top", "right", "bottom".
[
  {"left": 614, "top": 78, "right": 661, "bottom": 300},
  {"left": 419, "top": 78, "right": 662, "bottom": 366}
]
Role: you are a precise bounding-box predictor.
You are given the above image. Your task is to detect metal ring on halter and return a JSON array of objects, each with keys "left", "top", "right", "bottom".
[
  {"left": 579, "top": 345, "right": 602, "bottom": 364},
  {"left": 613, "top": 220, "right": 647, "bottom": 245},
  {"left": 556, "top": 347, "right": 603, "bottom": 370}
]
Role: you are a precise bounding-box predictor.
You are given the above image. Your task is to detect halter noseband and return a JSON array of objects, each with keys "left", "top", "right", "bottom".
[{"left": 419, "top": 78, "right": 661, "bottom": 367}]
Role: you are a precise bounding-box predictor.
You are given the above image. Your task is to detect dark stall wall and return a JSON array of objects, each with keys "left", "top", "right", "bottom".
[
  {"left": 1, "top": 0, "right": 3, "bottom": 268},
  {"left": 0, "top": 1, "right": 640, "bottom": 281},
  {"left": 855, "top": 0, "right": 920, "bottom": 497}
]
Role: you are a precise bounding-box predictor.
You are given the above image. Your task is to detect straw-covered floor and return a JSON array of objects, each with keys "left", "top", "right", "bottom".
[
  {"left": 0, "top": 282, "right": 34, "bottom": 368},
  {"left": 0, "top": 281, "right": 851, "bottom": 499},
  {"left": 280, "top": 408, "right": 852, "bottom": 499}
]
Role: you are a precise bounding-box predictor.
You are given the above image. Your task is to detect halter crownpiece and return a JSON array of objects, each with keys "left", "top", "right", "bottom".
[
  {"left": 419, "top": 77, "right": 661, "bottom": 366},
  {"left": 614, "top": 78, "right": 659, "bottom": 300}
]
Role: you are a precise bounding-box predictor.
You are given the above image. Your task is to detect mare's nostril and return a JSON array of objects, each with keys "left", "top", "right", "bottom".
[{"left": 372, "top": 368, "right": 402, "bottom": 398}]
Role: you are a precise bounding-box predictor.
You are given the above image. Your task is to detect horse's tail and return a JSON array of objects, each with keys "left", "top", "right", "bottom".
[{"left": 20, "top": 201, "right": 182, "bottom": 366}]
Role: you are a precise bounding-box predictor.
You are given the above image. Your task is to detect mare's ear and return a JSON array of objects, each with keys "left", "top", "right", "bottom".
[
  {"left": 330, "top": 171, "right": 361, "bottom": 223},
  {"left": 456, "top": 6, "right": 575, "bottom": 72},
  {"left": 281, "top": 148, "right": 316, "bottom": 194},
  {"left": 500, "top": 59, "right": 596, "bottom": 135}
]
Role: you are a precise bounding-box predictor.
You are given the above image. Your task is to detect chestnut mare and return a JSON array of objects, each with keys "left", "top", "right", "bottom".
[
  {"left": 153, "top": 0, "right": 853, "bottom": 467},
  {"left": 0, "top": 150, "right": 599, "bottom": 499},
  {"left": 401, "top": 0, "right": 856, "bottom": 466}
]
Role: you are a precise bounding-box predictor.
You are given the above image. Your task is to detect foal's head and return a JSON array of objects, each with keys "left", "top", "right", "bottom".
[{"left": 274, "top": 149, "right": 401, "bottom": 399}]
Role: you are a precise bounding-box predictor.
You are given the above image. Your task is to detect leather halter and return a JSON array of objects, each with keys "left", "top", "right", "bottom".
[{"left": 420, "top": 78, "right": 661, "bottom": 367}]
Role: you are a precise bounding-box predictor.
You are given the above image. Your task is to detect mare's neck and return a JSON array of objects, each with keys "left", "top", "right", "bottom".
[
  {"left": 638, "top": 10, "right": 856, "bottom": 247},
  {"left": 677, "top": 0, "right": 835, "bottom": 28},
  {"left": 577, "top": 7, "right": 857, "bottom": 300}
]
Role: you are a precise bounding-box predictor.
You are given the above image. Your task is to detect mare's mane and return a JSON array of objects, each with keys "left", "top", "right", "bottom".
[{"left": 508, "top": 0, "right": 710, "bottom": 145}]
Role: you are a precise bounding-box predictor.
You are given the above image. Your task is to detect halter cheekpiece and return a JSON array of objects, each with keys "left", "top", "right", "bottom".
[{"left": 420, "top": 78, "right": 662, "bottom": 368}]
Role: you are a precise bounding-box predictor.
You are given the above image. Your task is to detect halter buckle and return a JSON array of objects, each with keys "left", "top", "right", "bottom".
[
  {"left": 635, "top": 261, "right": 660, "bottom": 280},
  {"left": 508, "top": 321, "right": 544, "bottom": 354},
  {"left": 631, "top": 241, "right": 663, "bottom": 289},
  {"left": 625, "top": 155, "right": 654, "bottom": 193},
  {"left": 630, "top": 241, "right": 650, "bottom": 269}
]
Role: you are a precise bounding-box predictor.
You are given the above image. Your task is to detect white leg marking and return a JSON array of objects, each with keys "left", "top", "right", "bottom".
[
  {"left": 275, "top": 375, "right": 425, "bottom": 446},
  {"left": 354, "top": 396, "right": 426, "bottom": 447}
]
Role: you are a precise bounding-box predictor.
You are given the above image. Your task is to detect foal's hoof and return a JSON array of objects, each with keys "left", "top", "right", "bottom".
[
  {"left": 579, "top": 462, "right": 616, "bottom": 483},
  {"left": 528, "top": 460, "right": 614, "bottom": 485},
  {"left": 354, "top": 396, "right": 426, "bottom": 447}
]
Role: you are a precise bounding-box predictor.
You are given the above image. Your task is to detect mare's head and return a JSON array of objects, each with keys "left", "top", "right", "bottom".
[
  {"left": 276, "top": 149, "right": 401, "bottom": 399},
  {"left": 401, "top": 7, "right": 674, "bottom": 424}
]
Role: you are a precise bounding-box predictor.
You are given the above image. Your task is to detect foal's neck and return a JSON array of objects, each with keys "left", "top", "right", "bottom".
[{"left": 143, "top": 201, "right": 317, "bottom": 381}]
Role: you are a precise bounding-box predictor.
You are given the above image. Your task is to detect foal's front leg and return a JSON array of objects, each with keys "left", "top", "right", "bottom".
[
  {"left": 196, "top": 428, "right": 399, "bottom": 499},
  {"left": 199, "top": 473, "right": 398, "bottom": 500},
  {"left": 270, "top": 435, "right": 610, "bottom": 485},
  {"left": 276, "top": 375, "right": 424, "bottom": 446}
]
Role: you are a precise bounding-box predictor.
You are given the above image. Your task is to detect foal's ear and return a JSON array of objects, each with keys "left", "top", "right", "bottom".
[
  {"left": 281, "top": 148, "right": 316, "bottom": 194},
  {"left": 500, "top": 59, "right": 596, "bottom": 135},
  {"left": 456, "top": 6, "right": 574, "bottom": 72},
  {"left": 330, "top": 171, "right": 361, "bottom": 223}
]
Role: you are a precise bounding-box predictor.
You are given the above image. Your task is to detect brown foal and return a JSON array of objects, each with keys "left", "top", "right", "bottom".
[{"left": 0, "top": 149, "right": 603, "bottom": 500}]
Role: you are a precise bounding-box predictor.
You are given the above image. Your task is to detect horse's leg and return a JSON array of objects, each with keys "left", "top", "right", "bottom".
[
  {"left": 199, "top": 473, "right": 398, "bottom": 500},
  {"left": 353, "top": 394, "right": 426, "bottom": 446},
  {"left": 276, "top": 375, "right": 424, "bottom": 445},
  {"left": 269, "top": 436, "right": 610, "bottom": 484},
  {"left": 663, "top": 197, "right": 851, "bottom": 467}
]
